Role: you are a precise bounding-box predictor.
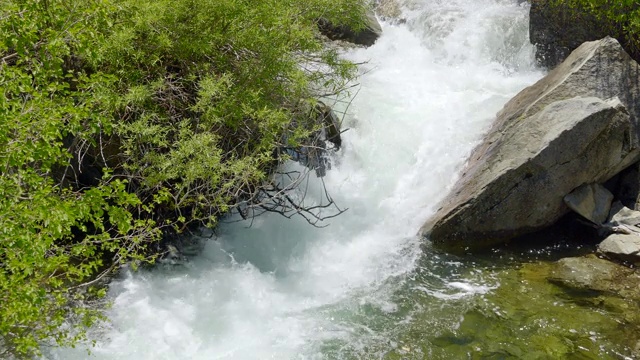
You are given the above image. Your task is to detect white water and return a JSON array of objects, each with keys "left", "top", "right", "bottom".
[{"left": 49, "top": 1, "right": 543, "bottom": 358}]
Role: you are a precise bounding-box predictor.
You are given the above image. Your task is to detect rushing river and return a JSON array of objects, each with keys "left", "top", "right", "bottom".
[{"left": 48, "top": 0, "right": 639, "bottom": 359}]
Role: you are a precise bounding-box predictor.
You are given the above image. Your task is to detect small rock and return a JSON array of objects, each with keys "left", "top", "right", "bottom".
[
  {"left": 598, "top": 234, "right": 640, "bottom": 262},
  {"left": 608, "top": 201, "right": 640, "bottom": 231}
]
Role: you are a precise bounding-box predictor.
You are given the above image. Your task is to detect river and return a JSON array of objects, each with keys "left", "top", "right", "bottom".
[{"left": 47, "top": 0, "right": 638, "bottom": 359}]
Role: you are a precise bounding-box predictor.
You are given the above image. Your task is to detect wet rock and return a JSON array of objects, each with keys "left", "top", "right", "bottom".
[
  {"left": 156, "top": 230, "right": 207, "bottom": 265},
  {"left": 285, "top": 101, "right": 342, "bottom": 177},
  {"left": 314, "top": 102, "right": 342, "bottom": 150},
  {"left": 158, "top": 244, "right": 186, "bottom": 265},
  {"left": 421, "top": 37, "right": 640, "bottom": 253},
  {"left": 563, "top": 183, "right": 613, "bottom": 225},
  {"left": 318, "top": 8, "right": 382, "bottom": 47}
]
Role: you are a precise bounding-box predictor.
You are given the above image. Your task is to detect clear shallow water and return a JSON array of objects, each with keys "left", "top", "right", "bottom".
[{"left": 47, "top": 0, "right": 639, "bottom": 359}]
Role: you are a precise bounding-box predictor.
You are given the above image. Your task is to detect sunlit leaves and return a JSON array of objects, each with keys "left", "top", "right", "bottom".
[
  {"left": 1, "top": 0, "right": 365, "bottom": 356},
  {"left": 558, "top": 0, "right": 640, "bottom": 53}
]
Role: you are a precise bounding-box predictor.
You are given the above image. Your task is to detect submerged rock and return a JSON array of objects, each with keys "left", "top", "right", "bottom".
[
  {"left": 427, "top": 258, "right": 640, "bottom": 358},
  {"left": 549, "top": 255, "right": 640, "bottom": 300},
  {"left": 421, "top": 37, "right": 640, "bottom": 252}
]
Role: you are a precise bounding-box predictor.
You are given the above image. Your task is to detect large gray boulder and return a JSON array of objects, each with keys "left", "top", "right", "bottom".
[
  {"left": 423, "top": 97, "right": 638, "bottom": 252},
  {"left": 421, "top": 37, "right": 640, "bottom": 253},
  {"left": 490, "top": 37, "right": 640, "bottom": 137}
]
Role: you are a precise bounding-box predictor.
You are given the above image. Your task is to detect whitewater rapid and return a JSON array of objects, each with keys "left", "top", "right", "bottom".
[{"left": 49, "top": 0, "right": 543, "bottom": 358}]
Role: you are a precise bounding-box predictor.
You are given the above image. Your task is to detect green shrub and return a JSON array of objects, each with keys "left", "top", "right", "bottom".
[
  {"left": 0, "top": 0, "right": 365, "bottom": 356},
  {"left": 557, "top": 0, "right": 640, "bottom": 55}
]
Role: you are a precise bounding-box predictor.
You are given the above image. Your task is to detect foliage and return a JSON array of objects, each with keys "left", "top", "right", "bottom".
[
  {"left": 0, "top": 0, "right": 365, "bottom": 356},
  {"left": 556, "top": 0, "right": 640, "bottom": 55}
]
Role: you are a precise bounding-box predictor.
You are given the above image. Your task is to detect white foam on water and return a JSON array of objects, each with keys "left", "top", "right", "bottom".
[{"left": 47, "top": 1, "right": 543, "bottom": 359}]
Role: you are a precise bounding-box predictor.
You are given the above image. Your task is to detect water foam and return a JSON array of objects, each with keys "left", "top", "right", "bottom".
[{"left": 47, "top": 1, "right": 543, "bottom": 358}]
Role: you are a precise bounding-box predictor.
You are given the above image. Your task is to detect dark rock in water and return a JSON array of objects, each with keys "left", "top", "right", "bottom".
[
  {"left": 315, "top": 102, "right": 342, "bottom": 150},
  {"left": 549, "top": 255, "right": 640, "bottom": 301},
  {"left": 529, "top": 0, "right": 609, "bottom": 69},
  {"left": 421, "top": 37, "right": 640, "bottom": 253},
  {"left": 156, "top": 229, "right": 208, "bottom": 266},
  {"left": 318, "top": 9, "right": 382, "bottom": 47},
  {"left": 284, "top": 101, "right": 342, "bottom": 177}
]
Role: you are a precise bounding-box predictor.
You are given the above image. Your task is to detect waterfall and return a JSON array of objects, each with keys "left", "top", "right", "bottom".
[{"left": 48, "top": 1, "right": 543, "bottom": 358}]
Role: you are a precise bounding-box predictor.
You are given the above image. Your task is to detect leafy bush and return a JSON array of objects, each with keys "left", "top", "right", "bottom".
[
  {"left": 0, "top": 0, "right": 366, "bottom": 356},
  {"left": 558, "top": 0, "right": 640, "bottom": 56}
]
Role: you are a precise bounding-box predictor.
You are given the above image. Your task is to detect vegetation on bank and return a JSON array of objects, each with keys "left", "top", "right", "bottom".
[
  {"left": 557, "top": 0, "right": 640, "bottom": 57},
  {"left": 0, "top": 0, "right": 365, "bottom": 356}
]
